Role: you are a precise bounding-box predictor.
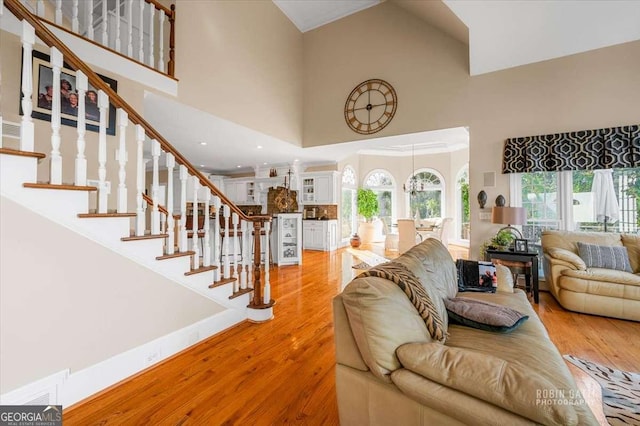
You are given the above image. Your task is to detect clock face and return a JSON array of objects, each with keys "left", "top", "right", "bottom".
[{"left": 344, "top": 79, "right": 397, "bottom": 135}]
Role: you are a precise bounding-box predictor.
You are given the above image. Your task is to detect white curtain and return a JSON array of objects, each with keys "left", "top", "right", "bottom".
[{"left": 591, "top": 169, "right": 620, "bottom": 224}]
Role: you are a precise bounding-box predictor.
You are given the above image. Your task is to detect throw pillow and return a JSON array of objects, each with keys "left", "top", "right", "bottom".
[
  {"left": 444, "top": 297, "right": 528, "bottom": 333},
  {"left": 577, "top": 242, "right": 633, "bottom": 273},
  {"left": 495, "top": 264, "right": 514, "bottom": 293}
]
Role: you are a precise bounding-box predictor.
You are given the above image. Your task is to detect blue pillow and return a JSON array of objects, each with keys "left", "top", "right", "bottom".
[
  {"left": 577, "top": 242, "right": 633, "bottom": 273},
  {"left": 444, "top": 297, "right": 528, "bottom": 333}
]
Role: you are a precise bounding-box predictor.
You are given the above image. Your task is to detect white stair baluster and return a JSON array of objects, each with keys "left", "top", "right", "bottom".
[
  {"left": 138, "top": 0, "right": 144, "bottom": 62},
  {"left": 165, "top": 153, "right": 175, "bottom": 255},
  {"left": 158, "top": 9, "right": 165, "bottom": 72},
  {"left": 191, "top": 176, "right": 200, "bottom": 268},
  {"left": 49, "top": 47, "right": 63, "bottom": 185},
  {"left": 97, "top": 90, "right": 109, "bottom": 213},
  {"left": 127, "top": 0, "right": 133, "bottom": 57},
  {"left": 55, "top": 0, "right": 62, "bottom": 25},
  {"left": 202, "top": 191, "right": 211, "bottom": 267},
  {"left": 263, "top": 221, "right": 271, "bottom": 304},
  {"left": 36, "top": 0, "right": 44, "bottom": 17},
  {"left": 151, "top": 139, "right": 160, "bottom": 234},
  {"left": 19, "top": 21, "right": 35, "bottom": 152},
  {"left": 232, "top": 212, "right": 240, "bottom": 292},
  {"left": 135, "top": 125, "right": 145, "bottom": 236},
  {"left": 101, "top": 0, "right": 108, "bottom": 46},
  {"left": 72, "top": 0, "right": 79, "bottom": 33},
  {"left": 212, "top": 196, "right": 221, "bottom": 282},
  {"left": 116, "top": 109, "right": 128, "bottom": 213},
  {"left": 222, "top": 204, "right": 230, "bottom": 279},
  {"left": 115, "top": 0, "right": 121, "bottom": 52},
  {"left": 74, "top": 70, "right": 87, "bottom": 186},
  {"left": 179, "top": 165, "right": 188, "bottom": 252},
  {"left": 240, "top": 220, "right": 248, "bottom": 289},
  {"left": 148, "top": 5, "right": 155, "bottom": 68},
  {"left": 87, "top": 0, "right": 94, "bottom": 40}
]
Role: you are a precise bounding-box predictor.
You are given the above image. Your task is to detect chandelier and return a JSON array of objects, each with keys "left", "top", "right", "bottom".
[{"left": 403, "top": 145, "right": 426, "bottom": 197}]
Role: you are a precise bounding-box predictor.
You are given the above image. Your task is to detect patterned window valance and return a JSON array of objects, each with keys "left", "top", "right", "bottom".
[{"left": 502, "top": 124, "right": 640, "bottom": 174}]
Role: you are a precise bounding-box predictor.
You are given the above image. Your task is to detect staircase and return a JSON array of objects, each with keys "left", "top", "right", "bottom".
[{"left": 1, "top": 0, "right": 274, "bottom": 406}]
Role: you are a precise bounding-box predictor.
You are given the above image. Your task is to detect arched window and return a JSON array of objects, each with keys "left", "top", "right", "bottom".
[
  {"left": 341, "top": 166, "right": 357, "bottom": 240},
  {"left": 364, "top": 169, "right": 395, "bottom": 227},
  {"left": 405, "top": 169, "right": 444, "bottom": 219},
  {"left": 456, "top": 165, "right": 469, "bottom": 241}
]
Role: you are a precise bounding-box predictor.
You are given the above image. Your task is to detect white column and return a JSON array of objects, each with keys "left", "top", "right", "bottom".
[
  {"left": 55, "top": 0, "right": 62, "bottom": 25},
  {"left": 49, "top": 47, "right": 63, "bottom": 185},
  {"left": 179, "top": 165, "right": 188, "bottom": 252},
  {"left": 135, "top": 125, "right": 145, "bottom": 236},
  {"left": 191, "top": 176, "right": 200, "bottom": 266},
  {"left": 97, "top": 90, "right": 109, "bottom": 212},
  {"left": 151, "top": 140, "right": 161, "bottom": 234},
  {"left": 158, "top": 9, "right": 165, "bottom": 72},
  {"left": 232, "top": 212, "right": 240, "bottom": 292},
  {"left": 202, "top": 191, "right": 211, "bottom": 267},
  {"left": 127, "top": 0, "right": 133, "bottom": 57},
  {"left": 87, "top": 0, "right": 94, "bottom": 40},
  {"left": 138, "top": 0, "right": 144, "bottom": 62},
  {"left": 101, "top": 0, "right": 108, "bottom": 46},
  {"left": 20, "top": 21, "right": 35, "bottom": 152},
  {"left": 212, "top": 196, "right": 221, "bottom": 282},
  {"left": 166, "top": 153, "right": 175, "bottom": 255},
  {"left": 263, "top": 221, "right": 271, "bottom": 304},
  {"left": 71, "top": 0, "right": 79, "bottom": 32},
  {"left": 222, "top": 204, "right": 231, "bottom": 279},
  {"left": 116, "top": 109, "right": 128, "bottom": 213},
  {"left": 74, "top": 70, "right": 87, "bottom": 186}
]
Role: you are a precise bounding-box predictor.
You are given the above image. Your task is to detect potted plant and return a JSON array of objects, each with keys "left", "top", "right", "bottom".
[
  {"left": 357, "top": 189, "right": 379, "bottom": 244},
  {"left": 480, "top": 230, "right": 515, "bottom": 259}
]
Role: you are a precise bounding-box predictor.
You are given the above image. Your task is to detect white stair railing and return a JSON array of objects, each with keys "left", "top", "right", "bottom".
[
  {"left": 74, "top": 70, "right": 87, "bottom": 186},
  {"left": 19, "top": 20, "right": 35, "bottom": 152}
]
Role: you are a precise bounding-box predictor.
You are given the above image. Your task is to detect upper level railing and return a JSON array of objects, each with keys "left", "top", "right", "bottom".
[
  {"left": 20, "top": 0, "right": 175, "bottom": 77},
  {"left": 4, "top": 0, "right": 274, "bottom": 314}
]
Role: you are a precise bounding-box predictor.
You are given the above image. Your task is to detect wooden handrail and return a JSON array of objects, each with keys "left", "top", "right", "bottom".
[
  {"left": 142, "top": 192, "right": 168, "bottom": 216},
  {"left": 146, "top": 0, "right": 172, "bottom": 16},
  {"left": 4, "top": 0, "right": 268, "bottom": 226}
]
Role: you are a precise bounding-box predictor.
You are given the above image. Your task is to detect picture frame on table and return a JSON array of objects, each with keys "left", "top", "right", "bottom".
[
  {"left": 20, "top": 49, "right": 118, "bottom": 136},
  {"left": 514, "top": 239, "right": 529, "bottom": 253}
]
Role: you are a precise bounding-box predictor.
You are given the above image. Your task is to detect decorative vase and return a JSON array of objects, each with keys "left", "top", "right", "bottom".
[
  {"left": 495, "top": 194, "right": 506, "bottom": 207},
  {"left": 477, "top": 190, "right": 487, "bottom": 209},
  {"left": 350, "top": 233, "right": 362, "bottom": 248}
]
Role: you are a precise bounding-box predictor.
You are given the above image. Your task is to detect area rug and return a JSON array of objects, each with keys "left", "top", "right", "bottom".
[
  {"left": 564, "top": 355, "right": 640, "bottom": 426},
  {"left": 347, "top": 248, "right": 389, "bottom": 270}
]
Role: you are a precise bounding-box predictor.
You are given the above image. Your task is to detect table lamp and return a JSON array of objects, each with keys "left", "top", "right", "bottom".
[{"left": 491, "top": 206, "right": 526, "bottom": 238}]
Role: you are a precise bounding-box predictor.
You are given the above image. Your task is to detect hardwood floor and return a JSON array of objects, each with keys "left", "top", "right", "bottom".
[{"left": 64, "top": 248, "right": 639, "bottom": 425}]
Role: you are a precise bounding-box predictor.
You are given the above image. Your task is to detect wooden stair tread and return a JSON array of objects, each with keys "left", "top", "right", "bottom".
[
  {"left": 24, "top": 182, "right": 97, "bottom": 191},
  {"left": 78, "top": 213, "right": 137, "bottom": 218},
  {"left": 248, "top": 299, "right": 276, "bottom": 309},
  {"left": 184, "top": 265, "right": 218, "bottom": 276},
  {"left": 121, "top": 234, "right": 168, "bottom": 241},
  {"left": 0, "top": 147, "right": 46, "bottom": 159},
  {"left": 208, "top": 277, "right": 237, "bottom": 289},
  {"left": 156, "top": 251, "right": 195, "bottom": 260},
  {"left": 229, "top": 287, "right": 253, "bottom": 300}
]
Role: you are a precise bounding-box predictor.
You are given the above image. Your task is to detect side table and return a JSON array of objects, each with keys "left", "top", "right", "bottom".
[{"left": 485, "top": 249, "right": 539, "bottom": 303}]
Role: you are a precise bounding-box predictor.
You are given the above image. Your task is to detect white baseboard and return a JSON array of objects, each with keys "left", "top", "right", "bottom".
[
  {"left": 26, "top": 309, "right": 245, "bottom": 408},
  {"left": 0, "top": 370, "right": 69, "bottom": 405}
]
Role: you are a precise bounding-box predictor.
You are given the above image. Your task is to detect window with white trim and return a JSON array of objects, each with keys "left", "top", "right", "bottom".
[{"left": 364, "top": 170, "right": 395, "bottom": 227}]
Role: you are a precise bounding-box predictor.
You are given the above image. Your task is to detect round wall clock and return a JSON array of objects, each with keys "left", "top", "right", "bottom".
[{"left": 344, "top": 78, "right": 397, "bottom": 135}]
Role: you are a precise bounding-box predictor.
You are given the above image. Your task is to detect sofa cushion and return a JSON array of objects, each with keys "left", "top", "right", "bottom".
[
  {"left": 577, "top": 242, "right": 633, "bottom": 273},
  {"left": 394, "top": 343, "right": 581, "bottom": 425},
  {"left": 622, "top": 234, "right": 640, "bottom": 273},
  {"left": 547, "top": 247, "right": 587, "bottom": 270},
  {"left": 341, "top": 276, "right": 434, "bottom": 382},
  {"left": 359, "top": 262, "right": 447, "bottom": 342},
  {"left": 559, "top": 269, "right": 640, "bottom": 300},
  {"left": 542, "top": 230, "right": 623, "bottom": 254},
  {"left": 444, "top": 297, "right": 528, "bottom": 333},
  {"left": 495, "top": 264, "right": 514, "bottom": 293}
]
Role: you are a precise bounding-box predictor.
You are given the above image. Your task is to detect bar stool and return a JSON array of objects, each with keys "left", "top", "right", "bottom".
[{"left": 219, "top": 213, "right": 243, "bottom": 262}]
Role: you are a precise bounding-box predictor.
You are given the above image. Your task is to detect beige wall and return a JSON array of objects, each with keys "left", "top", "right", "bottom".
[
  {"left": 0, "top": 197, "right": 225, "bottom": 393},
  {"left": 175, "top": 0, "right": 303, "bottom": 145}
]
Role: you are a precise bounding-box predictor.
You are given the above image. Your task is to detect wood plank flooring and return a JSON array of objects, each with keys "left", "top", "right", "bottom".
[{"left": 64, "top": 248, "right": 639, "bottom": 425}]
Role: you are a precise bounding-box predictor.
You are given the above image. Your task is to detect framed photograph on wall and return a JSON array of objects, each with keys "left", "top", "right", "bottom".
[
  {"left": 20, "top": 49, "right": 118, "bottom": 135},
  {"left": 514, "top": 239, "right": 529, "bottom": 253}
]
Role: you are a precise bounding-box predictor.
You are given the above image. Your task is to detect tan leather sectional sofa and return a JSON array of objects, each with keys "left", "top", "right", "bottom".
[
  {"left": 541, "top": 230, "right": 640, "bottom": 321},
  {"left": 334, "top": 239, "right": 597, "bottom": 425}
]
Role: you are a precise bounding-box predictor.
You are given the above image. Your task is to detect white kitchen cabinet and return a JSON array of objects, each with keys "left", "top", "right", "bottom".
[
  {"left": 271, "top": 213, "right": 302, "bottom": 265},
  {"left": 223, "top": 179, "right": 255, "bottom": 205},
  {"left": 303, "top": 219, "right": 338, "bottom": 251},
  {"left": 300, "top": 172, "right": 338, "bottom": 205}
]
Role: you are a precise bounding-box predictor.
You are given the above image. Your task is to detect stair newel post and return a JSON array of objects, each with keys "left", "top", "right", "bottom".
[
  {"left": 97, "top": 89, "right": 109, "bottom": 213},
  {"left": 240, "top": 219, "right": 248, "bottom": 289},
  {"left": 138, "top": 0, "right": 144, "bottom": 62},
  {"left": 87, "top": 0, "right": 94, "bottom": 40},
  {"left": 202, "top": 190, "right": 211, "bottom": 267},
  {"left": 116, "top": 109, "right": 128, "bottom": 212},
  {"left": 71, "top": 0, "right": 79, "bottom": 33},
  {"left": 251, "top": 220, "right": 263, "bottom": 305},
  {"left": 165, "top": 153, "right": 175, "bottom": 254},
  {"left": 54, "top": 0, "right": 61, "bottom": 25},
  {"left": 115, "top": 0, "right": 121, "bottom": 52},
  {"left": 49, "top": 46, "right": 63, "bottom": 185},
  {"left": 222, "top": 204, "right": 231, "bottom": 280},
  {"left": 101, "top": 0, "right": 107, "bottom": 46},
  {"left": 178, "top": 165, "right": 188, "bottom": 252},
  {"left": 135, "top": 125, "right": 145, "bottom": 236},
  {"left": 127, "top": 0, "right": 133, "bottom": 57},
  {"left": 212, "top": 196, "right": 221, "bottom": 282},
  {"left": 232, "top": 212, "right": 240, "bottom": 292},
  {"left": 168, "top": 4, "right": 175, "bottom": 77},
  {"left": 191, "top": 176, "right": 200, "bottom": 268},
  {"left": 263, "top": 221, "right": 271, "bottom": 304},
  {"left": 74, "top": 70, "right": 87, "bottom": 186},
  {"left": 150, "top": 139, "right": 161, "bottom": 234},
  {"left": 19, "top": 20, "right": 35, "bottom": 152},
  {"left": 158, "top": 9, "right": 165, "bottom": 72}
]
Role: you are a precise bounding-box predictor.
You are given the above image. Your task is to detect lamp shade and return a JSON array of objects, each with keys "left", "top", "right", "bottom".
[{"left": 491, "top": 206, "right": 526, "bottom": 225}]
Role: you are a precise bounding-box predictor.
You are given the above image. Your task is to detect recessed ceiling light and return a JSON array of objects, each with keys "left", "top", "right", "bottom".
[
  {"left": 263, "top": 162, "right": 267, "bottom": 165},
  {"left": 257, "top": 145, "right": 263, "bottom": 149},
  {"left": 294, "top": 159, "right": 299, "bottom": 162},
  {"left": 199, "top": 142, "right": 207, "bottom": 146},
  {"left": 200, "top": 164, "right": 205, "bottom": 167},
  {"left": 237, "top": 165, "right": 241, "bottom": 168}
]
